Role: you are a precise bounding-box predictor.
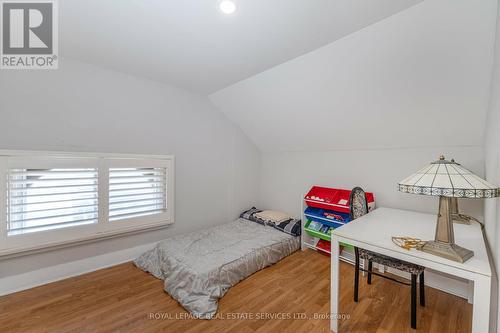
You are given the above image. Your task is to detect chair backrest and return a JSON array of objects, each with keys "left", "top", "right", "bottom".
[{"left": 349, "top": 187, "right": 369, "bottom": 220}]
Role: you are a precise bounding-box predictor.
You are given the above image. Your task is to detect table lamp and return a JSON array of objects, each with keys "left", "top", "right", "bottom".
[{"left": 398, "top": 156, "right": 499, "bottom": 263}]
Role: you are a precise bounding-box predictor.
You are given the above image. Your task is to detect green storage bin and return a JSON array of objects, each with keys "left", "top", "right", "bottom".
[
  {"left": 304, "top": 220, "right": 355, "bottom": 251},
  {"left": 304, "top": 220, "right": 331, "bottom": 241},
  {"left": 340, "top": 242, "right": 354, "bottom": 251}
]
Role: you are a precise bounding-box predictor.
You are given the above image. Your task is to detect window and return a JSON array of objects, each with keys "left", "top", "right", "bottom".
[
  {"left": 0, "top": 152, "right": 174, "bottom": 256},
  {"left": 7, "top": 167, "right": 99, "bottom": 236},
  {"left": 109, "top": 167, "right": 167, "bottom": 222}
]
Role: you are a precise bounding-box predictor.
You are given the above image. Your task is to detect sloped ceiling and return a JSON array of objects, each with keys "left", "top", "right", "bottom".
[
  {"left": 210, "top": 0, "right": 498, "bottom": 153},
  {"left": 61, "top": 0, "right": 421, "bottom": 94}
]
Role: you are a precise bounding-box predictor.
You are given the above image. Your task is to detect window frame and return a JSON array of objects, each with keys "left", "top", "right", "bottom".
[
  {"left": 0, "top": 150, "right": 175, "bottom": 258},
  {"left": 104, "top": 158, "right": 172, "bottom": 228}
]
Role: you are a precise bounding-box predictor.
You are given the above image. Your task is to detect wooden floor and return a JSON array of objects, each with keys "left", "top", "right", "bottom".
[{"left": 0, "top": 250, "right": 472, "bottom": 333}]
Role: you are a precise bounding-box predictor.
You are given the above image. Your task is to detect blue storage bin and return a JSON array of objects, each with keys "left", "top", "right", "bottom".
[{"left": 304, "top": 207, "right": 350, "bottom": 229}]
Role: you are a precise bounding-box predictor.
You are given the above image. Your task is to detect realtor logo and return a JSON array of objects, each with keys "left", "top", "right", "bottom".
[{"left": 1, "top": 0, "right": 58, "bottom": 69}]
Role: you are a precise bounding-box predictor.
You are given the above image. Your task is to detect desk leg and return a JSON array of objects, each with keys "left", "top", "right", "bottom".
[
  {"left": 331, "top": 237, "right": 340, "bottom": 332},
  {"left": 468, "top": 280, "right": 474, "bottom": 304},
  {"left": 472, "top": 275, "right": 491, "bottom": 333}
]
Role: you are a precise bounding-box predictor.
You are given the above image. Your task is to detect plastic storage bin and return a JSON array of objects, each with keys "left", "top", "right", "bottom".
[
  {"left": 340, "top": 242, "right": 354, "bottom": 251},
  {"left": 304, "top": 220, "right": 332, "bottom": 241},
  {"left": 305, "top": 186, "right": 375, "bottom": 213},
  {"left": 304, "top": 206, "right": 350, "bottom": 228},
  {"left": 316, "top": 239, "right": 331, "bottom": 256},
  {"left": 314, "top": 240, "right": 352, "bottom": 257}
]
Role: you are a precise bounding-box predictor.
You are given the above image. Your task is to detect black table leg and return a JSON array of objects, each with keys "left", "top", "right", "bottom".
[
  {"left": 420, "top": 271, "right": 425, "bottom": 307},
  {"left": 354, "top": 247, "right": 359, "bottom": 302},
  {"left": 411, "top": 274, "right": 417, "bottom": 329},
  {"left": 367, "top": 260, "right": 373, "bottom": 285}
]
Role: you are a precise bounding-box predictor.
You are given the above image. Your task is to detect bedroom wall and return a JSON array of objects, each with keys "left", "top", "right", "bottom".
[
  {"left": 259, "top": 147, "right": 485, "bottom": 302},
  {"left": 0, "top": 58, "right": 260, "bottom": 281},
  {"left": 210, "top": 0, "right": 497, "bottom": 153},
  {"left": 259, "top": 146, "right": 484, "bottom": 219},
  {"left": 209, "top": 0, "right": 495, "bottom": 225},
  {"left": 209, "top": 0, "right": 497, "bottom": 305},
  {"left": 484, "top": 1, "right": 500, "bottom": 331}
]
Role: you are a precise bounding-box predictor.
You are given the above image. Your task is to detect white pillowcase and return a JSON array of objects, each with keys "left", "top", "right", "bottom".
[{"left": 254, "top": 210, "right": 291, "bottom": 224}]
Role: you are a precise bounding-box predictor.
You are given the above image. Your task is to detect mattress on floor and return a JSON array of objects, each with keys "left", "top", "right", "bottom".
[{"left": 134, "top": 218, "right": 300, "bottom": 319}]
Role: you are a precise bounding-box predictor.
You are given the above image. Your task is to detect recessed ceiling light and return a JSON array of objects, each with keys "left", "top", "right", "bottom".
[{"left": 219, "top": 0, "right": 236, "bottom": 15}]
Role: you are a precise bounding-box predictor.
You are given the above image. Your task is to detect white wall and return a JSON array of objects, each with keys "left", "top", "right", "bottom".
[
  {"left": 259, "top": 146, "right": 485, "bottom": 219},
  {"left": 485, "top": 1, "right": 500, "bottom": 332},
  {"left": 210, "top": 0, "right": 497, "bottom": 153},
  {"left": 210, "top": 0, "right": 496, "bottom": 312},
  {"left": 236, "top": 0, "right": 496, "bottom": 220},
  {"left": 257, "top": 147, "right": 485, "bottom": 304},
  {"left": 0, "top": 58, "right": 260, "bottom": 280}
]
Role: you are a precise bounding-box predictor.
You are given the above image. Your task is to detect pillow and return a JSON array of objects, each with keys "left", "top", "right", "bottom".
[
  {"left": 254, "top": 210, "right": 291, "bottom": 224},
  {"left": 240, "top": 207, "right": 262, "bottom": 221},
  {"left": 240, "top": 207, "right": 301, "bottom": 236},
  {"left": 273, "top": 219, "right": 301, "bottom": 237},
  {"left": 240, "top": 207, "right": 282, "bottom": 226}
]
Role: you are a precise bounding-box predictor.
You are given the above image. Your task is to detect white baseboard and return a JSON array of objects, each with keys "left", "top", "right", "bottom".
[
  {"left": 421, "top": 269, "right": 471, "bottom": 300},
  {"left": 0, "top": 242, "right": 157, "bottom": 296},
  {"left": 0, "top": 245, "right": 471, "bottom": 301}
]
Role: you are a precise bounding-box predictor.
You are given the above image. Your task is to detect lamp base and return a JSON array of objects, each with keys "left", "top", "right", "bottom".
[
  {"left": 420, "top": 241, "right": 474, "bottom": 263},
  {"left": 424, "top": 196, "right": 475, "bottom": 263},
  {"left": 451, "top": 198, "right": 471, "bottom": 225}
]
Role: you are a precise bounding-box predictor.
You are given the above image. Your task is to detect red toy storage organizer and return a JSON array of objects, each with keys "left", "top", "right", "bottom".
[{"left": 304, "top": 186, "right": 375, "bottom": 213}]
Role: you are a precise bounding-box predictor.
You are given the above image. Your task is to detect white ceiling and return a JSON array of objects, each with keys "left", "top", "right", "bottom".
[
  {"left": 210, "top": 0, "right": 497, "bottom": 153},
  {"left": 61, "top": 0, "right": 421, "bottom": 94}
]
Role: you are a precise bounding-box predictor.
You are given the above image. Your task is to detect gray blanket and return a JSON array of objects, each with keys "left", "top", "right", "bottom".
[{"left": 134, "top": 218, "right": 300, "bottom": 319}]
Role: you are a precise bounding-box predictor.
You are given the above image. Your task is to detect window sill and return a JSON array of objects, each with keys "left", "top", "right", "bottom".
[{"left": 0, "top": 220, "right": 174, "bottom": 260}]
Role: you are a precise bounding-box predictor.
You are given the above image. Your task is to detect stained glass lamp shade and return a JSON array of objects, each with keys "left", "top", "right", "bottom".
[{"left": 398, "top": 156, "right": 499, "bottom": 263}]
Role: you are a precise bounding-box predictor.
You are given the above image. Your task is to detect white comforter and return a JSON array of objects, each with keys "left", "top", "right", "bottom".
[{"left": 134, "top": 218, "right": 300, "bottom": 319}]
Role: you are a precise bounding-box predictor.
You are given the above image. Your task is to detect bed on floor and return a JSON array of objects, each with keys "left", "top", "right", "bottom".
[{"left": 134, "top": 208, "right": 301, "bottom": 319}]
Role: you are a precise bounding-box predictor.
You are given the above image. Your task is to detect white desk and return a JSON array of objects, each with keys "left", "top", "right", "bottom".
[{"left": 330, "top": 207, "right": 491, "bottom": 333}]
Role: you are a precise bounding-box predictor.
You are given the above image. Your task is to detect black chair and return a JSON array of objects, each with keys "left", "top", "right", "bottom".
[
  {"left": 354, "top": 248, "right": 425, "bottom": 329},
  {"left": 348, "top": 187, "right": 426, "bottom": 329}
]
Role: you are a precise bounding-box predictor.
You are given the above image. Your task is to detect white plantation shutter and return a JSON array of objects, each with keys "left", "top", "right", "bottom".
[
  {"left": 109, "top": 167, "right": 167, "bottom": 221},
  {"left": 0, "top": 152, "right": 174, "bottom": 256},
  {"left": 7, "top": 168, "right": 99, "bottom": 235}
]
